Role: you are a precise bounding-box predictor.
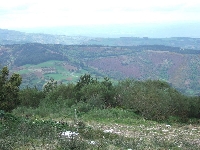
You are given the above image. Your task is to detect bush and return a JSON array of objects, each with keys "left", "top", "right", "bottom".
[
  {"left": 75, "top": 75, "right": 116, "bottom": 108},
  {"left": 43, "top": 83, "right": 76, "bottom": 103},
  {"left": 71, "top": 101, "right": 92, "bottom": 115},
  {"left": 188, "top": 96, "right": 200, "bottom": 118},
  {"left": 0, "top": 66, "right": 22, "bottom": 112},
  {"left": 115, "top": 79, "right": 190, "bottom": 121},
  {"left": 19, "top": 87, "right": 45, "bottom": 108}
]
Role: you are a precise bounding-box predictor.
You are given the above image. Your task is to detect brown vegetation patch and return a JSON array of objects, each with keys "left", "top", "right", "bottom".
[
  {"left": 66, "top": 77, "right": 73, "bottom": 81},
  {"left": 88, "top": 56, "right": 141, "bottom": 78},
  {"left": 63, "top": 63, "right": 77, "bottom": 71},
  {"left": 34, "top": 71, "right": 43, "bottom": 78}
]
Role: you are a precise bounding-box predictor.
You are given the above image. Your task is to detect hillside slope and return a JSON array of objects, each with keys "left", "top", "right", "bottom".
[{"left": 0, "top": 43, "right": 199, "bottom": 95}]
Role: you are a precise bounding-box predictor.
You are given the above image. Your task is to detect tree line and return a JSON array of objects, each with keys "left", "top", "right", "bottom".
[{"left": 0, "top": 67, "right": 199, "bottom": 122}]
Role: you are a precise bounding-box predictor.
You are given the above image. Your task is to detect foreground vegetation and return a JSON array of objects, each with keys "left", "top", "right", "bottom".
[
  {"left": 0, "top": 67, "right": 200, "bottom": 149},
  {"left": 1, "top": 109, "right": 200, "bottom": 149}
]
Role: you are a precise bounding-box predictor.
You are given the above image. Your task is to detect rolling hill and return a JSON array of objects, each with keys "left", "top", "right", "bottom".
[{"left": 0, "top": 41, "right": 199, "bottom": 96}]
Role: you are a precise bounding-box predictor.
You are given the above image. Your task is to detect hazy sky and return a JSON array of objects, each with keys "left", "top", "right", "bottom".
[{"left": 1, "top": 0, "right": 200, "bottom": 30}]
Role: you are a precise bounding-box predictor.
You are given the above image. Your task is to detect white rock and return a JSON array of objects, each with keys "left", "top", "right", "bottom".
[
  {"left": 103, "top": 129, "right": 114, "bottom": 133},
  {"left": 61, "top": 131, "right": 79, "bottom": 138},
  {"left": 89, "top": 141, "right": 96, "bottom": 145},
  {"left": 162, "top": 129, "right": 169, "bottom": 132}
]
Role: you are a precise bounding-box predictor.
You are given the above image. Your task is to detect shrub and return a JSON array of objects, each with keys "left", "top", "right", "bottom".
[
  {"left": 19, "top": 87, "right": 45, "bottom": 108},
  {"left": 188, "top": 96, "right": 200, "bottom": 118},
  {"left": 75, "top": 75, "right": 116, "bottom": 108},
  {"left": 41, "top": 84, "right": 77, "bottom": 112},
  {"left": 74, "top": 74, "right": 98, "bottom": 101},
  {"left": 43, "top": 78, "right": 57, "bottom": 94},
  {"left": 71, "top": 101, "right": 92, "bottom": 115},
  {"left": 115, "top": 79, "right": 190, "bottom": 121},
  {"left": 0, "top": 66, "right": 22, "bottom": 112},
  {"left": 53, "top": 83, "right": 76, "bottom": 100}
]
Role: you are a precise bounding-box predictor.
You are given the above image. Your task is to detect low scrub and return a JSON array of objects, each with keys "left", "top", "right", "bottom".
[
  {"left": 15, "top": 74, "right": 200, "bottom": 122},
  {"left": 115, "top": 79, "right": 196, "bottom": 121}
]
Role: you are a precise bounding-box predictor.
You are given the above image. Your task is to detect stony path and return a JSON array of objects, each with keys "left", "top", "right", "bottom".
[{"left": 86, "top": 121, "right": 200, "bottom": 148}]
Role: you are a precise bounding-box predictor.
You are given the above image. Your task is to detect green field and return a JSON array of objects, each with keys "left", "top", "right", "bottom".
[{"left": 16, "top": 61, "right": 98, "bottom": 89}]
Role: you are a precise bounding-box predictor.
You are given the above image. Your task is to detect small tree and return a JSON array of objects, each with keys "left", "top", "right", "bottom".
[
  {"left": 0, "top": 66, "right": 22, "bottom": 112},
  {"left": 19, "top": 86, "right": 45, "bottom": 108},
  {"left": 43, "top": 78, "right": 58, "bottom": 94},
  {"left": 74, "top": 74, "right": 97, "bottom": 101}
]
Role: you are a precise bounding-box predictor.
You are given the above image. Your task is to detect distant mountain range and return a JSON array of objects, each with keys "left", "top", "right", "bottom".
[
  {"left": 0, "top": 28, "right": 90, "bottom": 45},
  {"left": 0, "top": 28, "right": 199, "bottom": 96},
  {"left": 1, "top": 28, "right": 200, "bottom": 49}
]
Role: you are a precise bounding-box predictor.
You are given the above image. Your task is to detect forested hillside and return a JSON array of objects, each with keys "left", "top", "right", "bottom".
[{"left": 0, "top": 43, "right": 199, "bottom": 95}]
